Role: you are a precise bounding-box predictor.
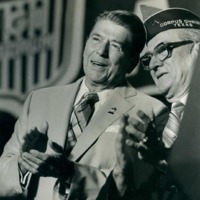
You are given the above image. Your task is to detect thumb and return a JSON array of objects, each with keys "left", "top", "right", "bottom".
[
  {"left": 116, "top": 114, "right": 129, "bottom": 149},
  {"left": 48, "top": 140, "right": 64, "bottom": 154},
  {"left": 119, "top": 114, "right": 128, "bottom": 132},
  {"left": 39, "top": 121, "right": 49, "bottom": 137}
]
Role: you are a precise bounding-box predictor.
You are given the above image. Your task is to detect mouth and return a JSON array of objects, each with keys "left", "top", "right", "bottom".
[
  {"left": 91, "top": 60, "right": 107, "bottom": 67},
  {"left": 156, "top": 72, "right": 167, "bottom": 79}
]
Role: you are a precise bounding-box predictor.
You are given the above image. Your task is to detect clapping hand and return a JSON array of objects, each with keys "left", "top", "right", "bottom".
[
  {"left": 21, "top": 122, "right": 49, "bottom": 153},
  {"left": 18, "top": 122, "right": 74, "bottom": 179},
  {"left": 113, "top": 115, "right": 135, "bottom": 196},
  {"left": 125, "top": 110, "right": 166, "bottom": 165}
]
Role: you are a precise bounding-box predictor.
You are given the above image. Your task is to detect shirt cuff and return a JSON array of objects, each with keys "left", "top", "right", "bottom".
[{"left": 19, "top": 169, "right": 32, "bottom": 190}]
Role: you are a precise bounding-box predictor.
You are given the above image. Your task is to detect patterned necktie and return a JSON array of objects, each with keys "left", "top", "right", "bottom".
[
  {"left": 65, "top": 92, "right": 99, "bottom": 155},
  {"left": 163, "top": 101, "right": 185, "bottom": 148}
]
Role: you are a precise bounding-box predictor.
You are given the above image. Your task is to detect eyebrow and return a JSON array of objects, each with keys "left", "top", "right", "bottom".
[
  {"left": 143, "top": 50, "right": 152, "bottom": 55},
  {"left": 90, "top": 33, "right": 123, "bottom": 45},
  {"left": 145, "top": 42, "right": 164, "bottom": 54},
  {"left": 90, "top": 33, "right": 101, "bottom": 37},
  {"left": 111, "top": 39, "right": 123, "bottom": 45}
]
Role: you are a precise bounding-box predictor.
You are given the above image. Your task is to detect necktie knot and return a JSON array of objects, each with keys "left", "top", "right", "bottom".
[
  {"left": 83, "top": 92, "right": 99, "bottom": 104},
  {"left": 65, "top": 92, "right": 99, "bottom": 155},
  {"left": 74, "top": 92, "right": 99, "bottom": 123},
  {"left": 76, "top": 92, "right": 99, "bottom": 112}
]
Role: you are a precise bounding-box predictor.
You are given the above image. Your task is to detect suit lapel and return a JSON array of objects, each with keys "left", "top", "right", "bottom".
[
  {"left": 31, "top": 79, "right": 83, "bottom": 200},
  {"left": 47, "top": 79, "right": 83, "bottom": 148},
  {"left": 69, "top": 84, "right": 137, "bottom": 161}
]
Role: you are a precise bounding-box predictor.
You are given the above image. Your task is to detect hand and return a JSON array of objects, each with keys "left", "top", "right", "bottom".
[
  {"left": 19, "top": 140, "right": 74, "bottom": 180},
  {"left": 125, "top": 110, "right": 150, "bottom": 158},
  {"left": 113, "top": 114, "right": 135, "bottom": 196},
  {"left": 125, "top": 110, "right": 166, "bottom": 165},
  {"left": 18, "top": 122, "right": 49, "bottom": 174},
  {"left": 115, "top": 115, "right": 135, "bottom": 173},
  {"left": 21, "top": 121, "right": 49, "bottom": 153}
]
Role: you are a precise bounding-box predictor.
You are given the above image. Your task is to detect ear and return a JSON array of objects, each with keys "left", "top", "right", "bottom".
[
  {"left": 126, "top": 55, "right": 139, "bottom": 74},
  {"left": 190, "top": 42, "right": 200, "bottom": 62},
  {"left": 191, "top": 42, "right": 200, "bottom": 55},
  {"left": 187, "top": 42, "right": 200, "bottom": 71}
]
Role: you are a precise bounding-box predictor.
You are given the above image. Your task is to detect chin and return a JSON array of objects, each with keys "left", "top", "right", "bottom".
[{"left": 157, "top": 86, "right": 168, "bottom": 96}]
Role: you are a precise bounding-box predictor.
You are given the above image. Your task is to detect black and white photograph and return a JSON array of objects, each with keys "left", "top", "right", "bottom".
[{"left": 0, "top": 0, "right": 200, "bottom": 199}]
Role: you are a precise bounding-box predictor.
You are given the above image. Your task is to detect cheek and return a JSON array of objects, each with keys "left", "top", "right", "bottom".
[
  {"left": 83, "top": 43, "right": 96, "bottom": 58},
  {"left": 111, "top": 54, "right": 128, "bottom": 71},
  {"left": 150, "top": 71, "right": 157, "bottom": 82},
  {"left": 83, "top": 47, "right": 94, "bottom": 67},
  {"left": 83, "top": 46, "right": 90, "bottom": 59}
]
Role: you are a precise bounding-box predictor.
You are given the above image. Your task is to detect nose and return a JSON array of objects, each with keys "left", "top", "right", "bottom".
[
  {"left": 97, "top": 41, "right": 109, "bottom": 58},
  {"left": 148, "top": 56, "right": 163, "bottom": 71}
]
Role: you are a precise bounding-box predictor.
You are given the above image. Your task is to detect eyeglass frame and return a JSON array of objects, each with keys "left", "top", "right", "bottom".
[{"left": 140, "top": 40, "right": 194, "bottom": 71}]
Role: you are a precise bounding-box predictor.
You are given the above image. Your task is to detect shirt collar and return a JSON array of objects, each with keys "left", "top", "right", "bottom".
[
  {"left": 178, "top": 93, "right": 188, "bottom": 106},
  {"left": 74, "top": 78, "right": 89, "bottom": 105},
  {"left": 74, "top": 77, "right": 112, "bottom": 106},
  {"left": 171, "top": 93, "right": 188, "bottom": 109}
]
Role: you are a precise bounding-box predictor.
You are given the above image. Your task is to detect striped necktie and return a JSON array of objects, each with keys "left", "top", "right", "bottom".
[
  {"left": 65, "top": 92, "right": 99, "bottom": 155},
  {"left": 163, "top": 101, "right": 185, "bottom": 148}
]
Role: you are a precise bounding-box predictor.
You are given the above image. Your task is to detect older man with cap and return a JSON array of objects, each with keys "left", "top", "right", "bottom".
[{"left": 106, "top": 5, "right": 200, "bottom": 200}]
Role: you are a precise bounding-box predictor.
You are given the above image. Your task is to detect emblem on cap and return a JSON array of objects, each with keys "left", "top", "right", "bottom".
[{"left": 140, "top": 5, "right": 200, "bottom": 42}]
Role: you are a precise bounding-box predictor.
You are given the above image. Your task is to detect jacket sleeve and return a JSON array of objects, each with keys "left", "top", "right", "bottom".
[{"left": 0, "top": 92, "right": 33, "bottom": 198}]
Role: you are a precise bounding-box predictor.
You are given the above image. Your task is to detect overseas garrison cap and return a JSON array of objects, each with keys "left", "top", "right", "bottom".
[{"left": 140, "top": 5, "right": 200, "bottom": 42}]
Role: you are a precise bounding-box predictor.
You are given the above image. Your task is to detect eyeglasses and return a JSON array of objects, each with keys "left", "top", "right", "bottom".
[{"left": 140, "top": 40, "right": 194, "bottom": 71}]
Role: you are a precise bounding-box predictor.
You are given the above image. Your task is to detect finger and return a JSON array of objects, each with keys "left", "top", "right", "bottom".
[
  {"left": 48, "top": 140, "right": 64, "bottom": 154},
  {"left": 115, "top": 115, "right": 129, "bottom": 159},
  {"left": 18, "top": 156, "right": 30, "bottom": 174},
  {"left": 39, "top": 121, "right": 49, "bottom": 136},
  {"left": 29, "top": 150, "right": 49, "bottom": 161},
  {"left": 126, "top": 139, "right": 141, "bottom": 149},
  {"left": 126, "top": 139, "right": 148, "bottom": 152},
  {"left": 22, "top": 153, "right": 42, "bottom": 174},
  {"left": 137, "top": 110, "right": 151, "bottom": 124},
  {"left": 116, "top": 115, "right": 129, "bottom": 141},
  {"left": 138, "top": 152, "right": 144, "bottom": 160},
  {"left": 127, "top": 117, "right": 147, "bottom": 133},
  {"left": 119, "top": 114, "right": 129, "bottom": 129},
  {"left": 125, "top": 124, "right": 145, "bottom": 141},
  {"left": 23, "top": 152, "right": 45, "bottom": 165},
  {"left": 23, "top": 151, "right": 52, "bottom": 176},
  {"left": 24, "top": 151, "right": 56, "bottom": 177},
  {"left": 20, "top": 159, "right": 37, "bottom": 174}
]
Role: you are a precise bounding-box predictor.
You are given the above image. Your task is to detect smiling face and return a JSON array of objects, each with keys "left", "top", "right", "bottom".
[
  {"left": 83, "top": 20, "right": 133, "bottom": 91},
  {"left": 146, "top": 29, "right": 195, "bottom": 102}
]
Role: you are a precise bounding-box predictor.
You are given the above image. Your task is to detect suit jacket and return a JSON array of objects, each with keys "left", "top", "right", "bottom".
[
  {"left": 168, "top": 52, "right": 200, "bottom": 200},
  {"left": 0, "top": 78, "right": 168, "bottom": 200}
]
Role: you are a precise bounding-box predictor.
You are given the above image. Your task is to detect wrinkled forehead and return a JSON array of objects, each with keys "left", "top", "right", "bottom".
[{"left": 146, "top": 29, "right": 181, "bottom": 52}]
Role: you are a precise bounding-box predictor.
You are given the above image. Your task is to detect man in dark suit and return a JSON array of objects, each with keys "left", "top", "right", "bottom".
[
  {"left": 0, "top": 10, "right": 168, "bottom": 200},
  {"left": 107, "top": 5, "right": 200, "bottom": 200}
]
